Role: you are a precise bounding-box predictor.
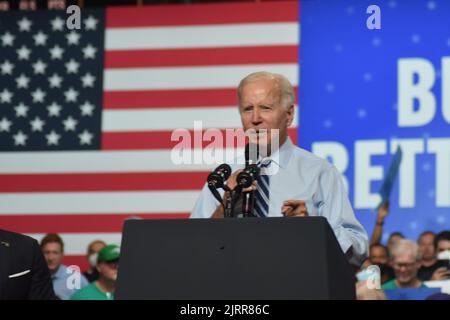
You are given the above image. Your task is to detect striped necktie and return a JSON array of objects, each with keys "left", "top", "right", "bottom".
[{"left": 254, "top": 160, "right": 271, "bottom": 217}]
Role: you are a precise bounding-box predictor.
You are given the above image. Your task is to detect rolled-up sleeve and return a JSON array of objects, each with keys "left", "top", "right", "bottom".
[
  {"left": 190, "top": 183, "right": 224, "bottom": 218},
  {"left": 316, "top": 164, "right": 369, "bottom": 267}
]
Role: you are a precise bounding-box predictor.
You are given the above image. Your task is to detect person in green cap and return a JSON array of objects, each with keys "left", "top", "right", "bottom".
[{"left": 71, "top": 244, "right": 120, "bottom": 300}]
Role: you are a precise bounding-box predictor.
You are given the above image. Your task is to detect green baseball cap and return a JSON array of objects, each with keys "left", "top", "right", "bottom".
[{"left": 97, "top": 244, "right": 120, "bottom": 263}]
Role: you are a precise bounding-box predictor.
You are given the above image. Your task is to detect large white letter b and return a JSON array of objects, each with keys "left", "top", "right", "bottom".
[{"left": 398, "top": 58, "right": 436, "bottom": 127}]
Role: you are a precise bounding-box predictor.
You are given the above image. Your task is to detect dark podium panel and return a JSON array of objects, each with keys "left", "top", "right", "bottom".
[{"left": 115, "top": 217, "right": 356, "bottom": 300}]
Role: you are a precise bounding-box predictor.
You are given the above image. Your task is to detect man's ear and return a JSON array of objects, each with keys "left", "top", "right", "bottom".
[{"left": 286, "top": 104, "right": 294, "bottom": 127}]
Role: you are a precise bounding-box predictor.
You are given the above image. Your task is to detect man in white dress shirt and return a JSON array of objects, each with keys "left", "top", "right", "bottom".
[{"left": 190, "top": 71, "right": 368, "bottom": 266}]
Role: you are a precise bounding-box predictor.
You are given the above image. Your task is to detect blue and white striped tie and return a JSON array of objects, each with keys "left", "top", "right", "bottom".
[{"left": 254, "top": 161, "right": 271, "bottom": 217}]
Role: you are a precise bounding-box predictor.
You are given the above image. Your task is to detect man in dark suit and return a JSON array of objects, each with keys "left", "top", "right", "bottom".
[{"left": 0, "top": 229, "right": 56, "bottom": 300}]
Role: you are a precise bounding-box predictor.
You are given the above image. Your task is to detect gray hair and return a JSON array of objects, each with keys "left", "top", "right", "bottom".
[
  {"left": 237, "top": 71, "right": 295, "bottom": 109},
  {"left": 391, "top": 239, "right": 422, "bottom": 261}
]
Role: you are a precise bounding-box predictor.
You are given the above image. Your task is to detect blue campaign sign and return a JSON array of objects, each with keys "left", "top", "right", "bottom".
[
  {"left": 299, "top": 0, "right": 450, "bottom": 241},
  {"left": 379, "top": 146, "right": 403, "bottom": 207}
]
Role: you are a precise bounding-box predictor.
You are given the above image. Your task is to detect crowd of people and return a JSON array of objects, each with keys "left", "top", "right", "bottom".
[
  {"left": 39, "top": 233, "right": 119, "bottom": 300},
  {"left": 355, "top": 202, "right": 450, "bottom": 300}
]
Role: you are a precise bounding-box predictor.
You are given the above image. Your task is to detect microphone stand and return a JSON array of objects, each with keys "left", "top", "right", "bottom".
[
  {"left": 207, "top": 174, "right": 243, "bottom": 218},
  {"left": 223, "top": 185, "right": 233, "bottom": 218},
  {"left": 241, "top": 191, "right": 254, "bottom": 218},
  {"left": 224, "top": 185, "right": 241, "bottom": 218},
  {"left": 240, "top": 143, "right": 259, "bottom": 217},
  {"left": 231, "top": 186, "right": 244, "bottom": 218},
  {"left": 240, "top": 164, "right": 260, "bottom": 218}
]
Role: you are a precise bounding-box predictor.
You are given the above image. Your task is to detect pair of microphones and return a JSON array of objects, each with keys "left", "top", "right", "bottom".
[{"left": 207, "top": 143, "right": 260, "bottom": 217}]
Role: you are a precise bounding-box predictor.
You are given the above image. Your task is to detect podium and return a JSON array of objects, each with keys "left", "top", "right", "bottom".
[{"left": 115, "top": 217, "right": 356, "bottom": 300}]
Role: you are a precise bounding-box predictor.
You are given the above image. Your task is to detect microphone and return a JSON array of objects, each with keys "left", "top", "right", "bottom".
[
  {"left": 238, "top": 143, "right": 260, "bottom": 217},
  {"left": 207, "top": 164, "right": 232, "bottom": 207},
  {"left": 236, "top": 164, "right": 259, "bottom": 188},
  {"left": 207, "top": 164, "right": 232, "bottom": 189}
]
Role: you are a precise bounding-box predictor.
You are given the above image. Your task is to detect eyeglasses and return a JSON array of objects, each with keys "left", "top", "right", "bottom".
[{"left": 393, "top": 262, "right": 416, "bottom": 269}]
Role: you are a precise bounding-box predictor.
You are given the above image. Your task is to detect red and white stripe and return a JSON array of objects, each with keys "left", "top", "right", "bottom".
[{"left": 0, "top": 1, "right": 299, "bottom": 270}]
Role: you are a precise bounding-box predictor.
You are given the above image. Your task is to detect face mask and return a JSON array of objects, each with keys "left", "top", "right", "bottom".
[
  {"left": 356, "top": 268, "right": 371, "bottom": 282},
  {"left": 356, "top": 265, "right": 381, "bottom": 290},
  {"left": 88, "top": 253, "right": 98, "bottom": 268},
  {"left": 437, "top": 250, "right": 450, "bottom": 260},
  {"left": 356, "top": 266, "right": 380, "bottom": 282}
]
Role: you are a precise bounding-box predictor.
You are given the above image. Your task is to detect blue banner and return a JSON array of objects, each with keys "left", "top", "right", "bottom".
[{"left": 300, "top": 0, "right": 450, "bottom": 242}]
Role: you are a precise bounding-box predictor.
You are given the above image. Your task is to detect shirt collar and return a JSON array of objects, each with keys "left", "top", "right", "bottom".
[
  {"left": 261, "top": 137, "right": 294, "bottom": 170},
  {"left": 52, "top": 264, "right": 66, "bottom": 279}
]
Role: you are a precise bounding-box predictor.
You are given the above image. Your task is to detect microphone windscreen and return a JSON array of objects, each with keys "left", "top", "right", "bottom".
[{"left": 216, "top": 163, "right": 232, "bottom": 180}]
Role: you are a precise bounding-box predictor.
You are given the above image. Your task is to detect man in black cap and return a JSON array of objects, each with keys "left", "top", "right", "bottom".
[{"left": 0, "top": 229, "right": 56, "bottom": 300}]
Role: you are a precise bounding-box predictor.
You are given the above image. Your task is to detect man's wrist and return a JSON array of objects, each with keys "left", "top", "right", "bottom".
[{"left": 223, "top": 191, "right": 231, "bottom": 206}]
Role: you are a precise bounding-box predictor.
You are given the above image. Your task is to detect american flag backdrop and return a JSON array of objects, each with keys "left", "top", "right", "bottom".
[{"left": 0, "top": 1, "right": 299, "bottom": 269}]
